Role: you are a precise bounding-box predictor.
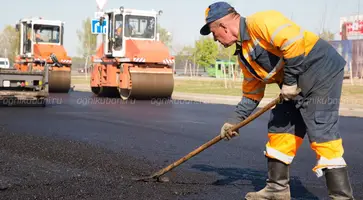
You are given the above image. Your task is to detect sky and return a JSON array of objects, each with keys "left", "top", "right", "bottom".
[{"left": 0, "top": 0, "right": 361, "bottom": 57}]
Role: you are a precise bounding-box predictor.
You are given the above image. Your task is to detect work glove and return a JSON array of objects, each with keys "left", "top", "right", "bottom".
[
  {"left": 220, "top": 123, "right": 239, "bottom": 141},
  {"left": 281, "top": 84, "right": 301, "bottom": 101}
]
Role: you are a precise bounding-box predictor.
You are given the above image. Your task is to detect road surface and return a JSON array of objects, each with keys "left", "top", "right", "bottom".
[{"left": 0, "top": 91, "right": 362, "bottom": 200}]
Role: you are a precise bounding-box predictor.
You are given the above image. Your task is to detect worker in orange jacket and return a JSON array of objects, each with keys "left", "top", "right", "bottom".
[{"left": 200, "top": 2, "right": 354, "bottom": 200}]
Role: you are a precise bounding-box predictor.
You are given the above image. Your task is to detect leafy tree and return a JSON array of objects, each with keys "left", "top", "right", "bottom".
[
  {"left": 194, "top": 37, "right": 219, "bottom": 68},
  {"left": 175, "top": 45, "right": 194, "bottom": 64},
  {"left": 157, "top": 24, "right": 172, "bottom": 48},
  {"left": 76, "top": 17, "right": 97, "bottom": 58},
  {"left": 0, "top": 25, "right": 20, "bottom": 63},
  {"left": 217, "top": 43, "right": 237, "bottom": 62}
]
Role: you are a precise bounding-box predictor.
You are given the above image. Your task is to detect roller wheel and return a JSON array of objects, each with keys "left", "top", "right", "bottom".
[
  {"left": 48, "top": 70, "right": 71, "bottom": 93},
  {"left": 94, "top": 87, "right": 119, "bottom": 98},
  {"left": 91, "top": 87, "right": 101, "bottom": 95},
  {"left": 119, "top": 70, "right": 174, "bottom": 100}
]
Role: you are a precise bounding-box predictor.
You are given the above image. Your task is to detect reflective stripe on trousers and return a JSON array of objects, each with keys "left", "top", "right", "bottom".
[{"left": 265, "top": 135, "right": 347, "bottom": 178}]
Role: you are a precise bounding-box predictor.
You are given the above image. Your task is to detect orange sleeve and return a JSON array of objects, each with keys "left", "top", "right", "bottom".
[{"left": 240, "top": 61, "right": 266, "bottom": 102}]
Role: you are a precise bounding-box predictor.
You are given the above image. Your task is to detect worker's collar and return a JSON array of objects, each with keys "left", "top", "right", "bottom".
[{"left": 234, "top": 17, "right": 250, "bottom": 55}]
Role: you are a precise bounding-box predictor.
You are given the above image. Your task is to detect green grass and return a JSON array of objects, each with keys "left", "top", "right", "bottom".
[
  {"left": 173, "top": 79, "right": 280, "bottom": 98},
  {"left": 342, "top": 84, "right": 363, "bottom": 95},
  {"left": 340, "top": 84, "right": 363, "bottom": 105},
  {"left": 72, "top": 76, "right": 363, "bottom": 105}
]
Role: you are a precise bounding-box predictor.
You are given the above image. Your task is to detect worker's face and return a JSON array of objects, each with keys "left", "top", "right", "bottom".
[{"left": 209, "top": 21, "right": 234, "bottom": 48}]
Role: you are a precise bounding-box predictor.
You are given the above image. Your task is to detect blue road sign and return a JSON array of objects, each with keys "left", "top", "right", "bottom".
[{"left": 91, "top": 19, "right": 108, "bottom": 34}]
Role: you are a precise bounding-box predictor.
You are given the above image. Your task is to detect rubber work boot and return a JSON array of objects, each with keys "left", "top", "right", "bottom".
[
  {"left": 324, "top": 167, "right": 355, "bottom": 200},
  {"left": 245, "top": 158, "right": 291, "bottom": 200}
]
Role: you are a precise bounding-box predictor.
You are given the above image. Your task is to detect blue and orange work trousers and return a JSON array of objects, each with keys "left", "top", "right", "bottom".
[{"left": 265, "top": 43, "right": 347, "bottom": 177}]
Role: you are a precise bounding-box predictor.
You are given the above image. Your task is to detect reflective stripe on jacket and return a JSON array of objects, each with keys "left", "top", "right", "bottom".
[{"left": 236, "top": 10, "right": 320, "bottom": 101}]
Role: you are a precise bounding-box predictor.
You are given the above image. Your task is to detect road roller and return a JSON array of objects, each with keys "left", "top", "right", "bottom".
[
  {"left": 13, "top": 17, "right": 71, "bottom": 93},
  {"left": 0, "top": 63, "right": 49, "bottom": 106},
  {"left": 90, "top": 7, "right": 174, "bottom": 100}
]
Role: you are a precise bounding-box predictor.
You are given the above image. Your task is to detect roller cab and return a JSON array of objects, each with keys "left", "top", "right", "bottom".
[
  {"left": 90, "top": 7, "right": 174, "bottom": 100},
  {"left": 14, "top": 17, "right": 71, "bottom": 93}
]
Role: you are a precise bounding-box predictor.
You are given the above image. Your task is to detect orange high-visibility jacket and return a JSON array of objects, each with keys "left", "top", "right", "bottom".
[{"left": 235, "top": 10, "right": 320, "bottom": 102}]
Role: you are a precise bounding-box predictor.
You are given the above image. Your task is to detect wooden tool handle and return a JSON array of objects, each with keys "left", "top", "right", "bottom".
[{"left": 150, "top": 95, "right": 282, "bottom": 179}]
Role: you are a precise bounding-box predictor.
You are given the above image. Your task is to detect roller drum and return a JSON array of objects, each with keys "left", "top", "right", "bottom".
[
  {"left": 120, "top": 71, "right": 174, "bottom": 100},
  {"left": 48, "top": 71, "right": 71, "bottom": 93}
]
